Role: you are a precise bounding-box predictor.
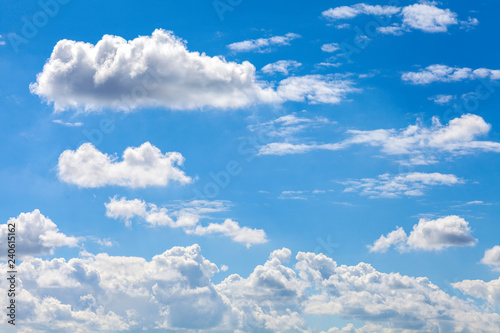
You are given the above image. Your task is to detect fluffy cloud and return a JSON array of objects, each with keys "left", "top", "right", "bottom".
[
  {"left": 370, "top": 216, "right": 477, "bottom": 252},
  {"left": 368, "top": 227, "right": 407, "bottom": 253},
  {"left": 402, "top": 65, "right": 500, "bottom": 84},
  {"left": 344, "top": 114, "right": 500, "bottom": 165},
  {"left": 0, "top": 210, "right": 79, "bottom": 257},
  {"left": 258, "top": 114, "right": 500, "bottom": 165},
  {"left": 58, "top": 142, "right": 192, "bottom": 188},
  {"left": 4, "top": 245, "right": 499, "bottom": 332},
  {"left": 401, "top": 3, "right": 457, "bottom": 33},
  {"left": 343, "top": 172, "right": 463, "bottom": 198},
  {"left": 261, "top": 60, "right": 302, "bottom": 75},
  {"left": 227, "top": 33, "right": 300, "bottom": 53},
  {"left": 322, "top": 2, "right": 473, "bottom": 34},
  {"left": 105, "top": 197, "right": 267, "bottom": 247},
  {"left": 453, "top": 277, "right": 500, "bottom": 305},
  {"left": 321, "top": 43, "right": 340, "bottom": 53},
  {"left": 481, "top": 246, "right": 500, "bottom": 270},
  {"left": 31, "top": 30, "right": 358, "bottom": 111},
  {"left": 30, "top": 29, "right": 278, "bottom": 111}
]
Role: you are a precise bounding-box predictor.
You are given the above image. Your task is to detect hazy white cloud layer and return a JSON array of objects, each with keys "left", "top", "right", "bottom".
[
  {"left": 369, "top": 215, "right": 477, "bottom": 252},
  {"left": 58, "top": 142, "right": 192, "bottom": 188},
  {"left": 105, "top": 197, "right": 267, "bottom": 247},
  {"left": 402, "top": 65, "right": 500, "bottom": 84},
  {"left": 0, "top": 210, "right": 79, "bottom": 257},
  {"left": 31, "top": 30, "right": 358, "bottom": 111},
  {"left": 258, "top": 114, "right": 500, "bottom": 165},
  {"left": 322, "top": 2, "right": 473, "bottom": 34},
  {"left": 343, "top": 172, "right": 463, "bottom": 198},
  {"left": 227, "top": 33, "right": 301, "bottom": 53},
  {"left": 2, "top": 245, "right": 500, "bottom": 332}
]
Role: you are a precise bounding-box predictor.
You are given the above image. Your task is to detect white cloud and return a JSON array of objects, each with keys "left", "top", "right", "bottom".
[
  {"left": 371, "top": 216, "right": 477, "bottom": 252},
  {"left": 402, "top": 65, "right": 500, "bottom": 84},
  {"left": 105, "top": 197, "right": 267, "bottom": 247},
  {"left": 188, "top": 219, "right": 268, "bottom": 248},
  {"left": 322, "top": 3, "right": 474, "bottom": 34},
  {"left": 227, "top": 33, "right": 301, "bottom": 53},
  {"left": 322, "top": 4, "right": 400, "bottom": 20},
  {"left": 376, "top": 24, "right": 405, "bottom": 35},
  {"left": 261, "top": 60, "right": 302, "bottom": 75},
  {"left": 3, "top": 245, "right": 500, "bottom": 332},
  {"left": 52, "top": 119, "right": 83, "bottom": 127},
  {"left": 343, "top": 172, "right": 464, "bottom": 198},
  {"left": 58, "top": 142, "right": 192, "bottom": 188},
  {"left": 258, "top": 114, "right": 500, "bottom": 165},
  {"left": 31, "top": 30, "right": 356, "bottom": 111},
  {"left": 0, "top": 210, "right": 79, "bottom": 256},
  {"left": 276, "top": 75, "right": 359, "bottom": 104},
  {"left": 321, "top": 43, "right": 340, "bottom": 53},
  {"left": 429, "top": 94, "right": 455, "bottom": 104},
  {"left": 368, "top": 227, "right": 407, "bottom": 253},
  {"left": 401, "top": 3, "right": 458, "bottom": 33},
  {"left": 453, "top": 277, "right": 500, "bottom": 305},
  {"left": 481, "top": 246, "right": 500, "bottom": 270},
  {"left": 30, "top": 29, "right": 278, "bottom": 112}
]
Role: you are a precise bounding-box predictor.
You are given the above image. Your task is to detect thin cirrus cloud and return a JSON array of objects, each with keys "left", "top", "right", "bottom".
[
  {"left": 322, "top": 2, "right": 476, "bottom": 34},
  {"left": 105, "top": 196, "right": 267, "bottom": 247},
  {"left": 6, "top": 245, "right": 500, "bottom": 332},
  {"left": 368, "top": 215, "right": 477, "bottom": 253},
  {"left": 402, "top": 65, "right": 500, "bottom": 84},
  {"left": 0, "top": 210, "right": 79, "bottom": 256},
  {"left": 342, "top": 172, "right": 464, "bottom": 199},
  {"left": 30, "top": 30, "right": 357, "bottom": 112},
  {"left": 261, "top": 60, "right": 302, "bottom": 75},
  {"left": 58, "top": 142, "right": 192, "bottom": 188},
  {"left": 257, "top": 114, "right": 500, "bottom": 165},
  {"left": 227, "top": 32, "right": 301, "bottom": 53}
]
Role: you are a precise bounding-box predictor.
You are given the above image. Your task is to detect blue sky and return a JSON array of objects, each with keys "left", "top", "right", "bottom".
[{"left": 1, "top": 0, "right": 500, "bottom": 332}]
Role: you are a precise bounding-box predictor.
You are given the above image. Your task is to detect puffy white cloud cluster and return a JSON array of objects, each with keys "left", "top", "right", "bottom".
[
  {"left": 258, "top": 114, "right": 500, "bottom": 165},
  {"left": 343, "top": 172, "right": 463, "bottom": 198},
  {"left": 31, "top": 30, "right": 358, "bottom": 111},
  {"left": 0, "top": 210, "right": 79, "bottom": 257},
  {"left": 322, "top": 2, "right": 473, "bottom": 34},
  {"left": 402, "top": 65, "right": 500, "bottom": 84},
  {"left": 227, "top": 33, "right": 301, "bottom": 53},
  {"left": 481, "top": 246, "right": 500, "bottom": 270},
  {"left": 58, "top": 142, "right": 192, "bottom": 188},
  {"left": 369, "top": 215, "right": 477, "bottom": 252},
  {"left": 105, "top": 197, "right": 267, "bottom": 247},
  {"left": 3, "top": 245, "right": 500, "bottom": 332},
  {"left": 30, "top": 29, "right": 280, "bottom": 111}
]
